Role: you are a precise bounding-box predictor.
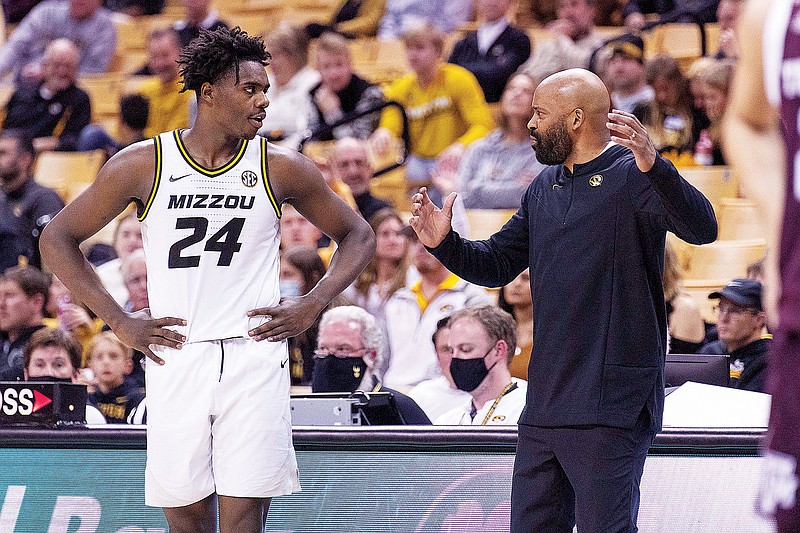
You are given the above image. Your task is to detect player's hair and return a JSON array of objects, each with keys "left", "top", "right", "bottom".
[
  {"left": 24, "top": 327, "right": 82, "bottom": 373},
  {"left": 87, "top": 331, "right": 133, "bottom": 363},
  {"left": 178, "top": 26, "right": 270, "bottom": 94}
]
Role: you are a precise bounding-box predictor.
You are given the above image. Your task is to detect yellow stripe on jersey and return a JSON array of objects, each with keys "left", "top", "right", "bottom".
[
  {"left": 173, "top": 129, "right": 248, "bottom": 176},
  {"left": 139, "top": 135, "right": 163, "bottom": 221},
  {"left": 261, "top": 137, "right": 281, "bottom": 218}
]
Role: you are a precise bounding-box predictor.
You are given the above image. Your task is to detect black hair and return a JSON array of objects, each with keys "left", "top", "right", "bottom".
[
  {"left": 0, "top": 129, "right": 35, "bottom": 159},
  {"left": 120, "top": 94, "right": 150, "bottom": 131},
  {"left": 178, "top": 26, "right": 270, "bottom": 94}
]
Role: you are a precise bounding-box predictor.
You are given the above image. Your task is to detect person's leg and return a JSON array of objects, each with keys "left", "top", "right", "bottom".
[
  {"left": 218, "top": 496, "right": 271, "bottom": 533},
  {"left": 558, "top": 411, "right": 655, "bottom": 533},
  {"left": 511, "top": 424, "right": 576, "bottom": 533},
  {"left": 162, "top": 494, "right": 217, "bottom": 533}
]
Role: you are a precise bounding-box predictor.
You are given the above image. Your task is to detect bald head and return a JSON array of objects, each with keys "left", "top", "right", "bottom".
[
  {"left": 528, "top": 69, "right": 612, "bottom": 166},
  {"left": 43, "top": 39, "right": 80, "bottom": 92},
  {"left": 537, "top": 69, "right": 610, "bottom": 130}
]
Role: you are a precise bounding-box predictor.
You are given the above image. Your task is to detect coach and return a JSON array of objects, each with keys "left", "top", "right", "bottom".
[{"left": 410, "top": 68, "right": 718, "bottom": 532}]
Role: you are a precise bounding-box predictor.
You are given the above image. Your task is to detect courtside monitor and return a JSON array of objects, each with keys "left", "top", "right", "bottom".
[
  {"left": 665, "top": 354, "right": 730, "bottom": 388},
  {"left": 290, "top": 391, "right": 406, "bottom": 426}
]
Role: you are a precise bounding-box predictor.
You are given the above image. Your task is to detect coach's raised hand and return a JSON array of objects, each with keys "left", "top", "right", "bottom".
[{"left": 409, "top": 187, "right": 456, "bottom": 248}]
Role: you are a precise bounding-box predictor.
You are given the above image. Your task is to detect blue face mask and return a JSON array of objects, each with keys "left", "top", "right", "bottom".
[{"left": 279, "top": 279, "right": 303, "bottom": 298}]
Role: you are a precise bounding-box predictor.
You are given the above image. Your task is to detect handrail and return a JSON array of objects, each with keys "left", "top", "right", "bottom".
[{"left": 298, "top": 100, "right": 411, "bottom": 178}]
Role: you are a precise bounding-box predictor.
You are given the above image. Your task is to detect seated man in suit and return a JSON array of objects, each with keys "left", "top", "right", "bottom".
[{"left": 448, "top": 0, "right": 531, "bottom": 103}]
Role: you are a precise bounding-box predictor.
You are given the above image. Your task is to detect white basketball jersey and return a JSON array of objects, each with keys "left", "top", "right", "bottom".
[{"left": 139, "top": 131, "right": 282, "bottom": 343}]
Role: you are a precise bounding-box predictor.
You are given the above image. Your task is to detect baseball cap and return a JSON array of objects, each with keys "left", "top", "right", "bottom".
[
  {"left": 605, "top": 34, "right": 645, "bottom": 63},
  {"left": 708, "top": 278, "right": 763, "bottom": 311}
]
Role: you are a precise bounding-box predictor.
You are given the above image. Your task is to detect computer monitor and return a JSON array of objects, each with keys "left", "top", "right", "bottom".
[
  {"left": 290, "top": 391, "right": 406, "bottom": 426},
  {"left": 665, "top": 354, "right": 730, "bottom": 388}
]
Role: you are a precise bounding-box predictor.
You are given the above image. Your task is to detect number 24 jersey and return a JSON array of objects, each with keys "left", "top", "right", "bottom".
[{"left": 139, "top": 130, "right": 282, "bottom": 344}]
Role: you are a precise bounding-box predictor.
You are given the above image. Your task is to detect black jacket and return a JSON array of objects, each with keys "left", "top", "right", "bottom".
[
  {"left": 429, "top": 147, "right": 717, "bottom": 431},
  {"left": 448, "top": 24, "right": 531, "bottom": 103},
  {"left": 89, "top": 377, "right": 145, "bottom": 424},
  {"left": 700, "top": 337, "right": 769, "bottom": 393}
]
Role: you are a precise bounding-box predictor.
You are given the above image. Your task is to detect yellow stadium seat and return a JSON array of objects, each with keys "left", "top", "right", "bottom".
[
  {"left": 683, "top": 239, "right": 766, "bottom": 281},
  {"left": 465, "top": 209, "right": 516, "bottom": 241},
  {"left": 33, "top": 150, "right": 106, "bottom": 203},
  {"left": 679, "top": 165, "right": 739, "bottom": 212},
  {"left": 716, "top": 198, "right": 766, "bottom": 241}
]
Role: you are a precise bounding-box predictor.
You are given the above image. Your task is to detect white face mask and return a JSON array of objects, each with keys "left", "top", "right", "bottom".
[{"left": 279, "top": 279, "right": 303, "bottom": 297}]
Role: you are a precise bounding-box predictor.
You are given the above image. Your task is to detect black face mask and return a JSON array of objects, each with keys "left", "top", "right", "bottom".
[
  {"left": 450, "top": 350, "right": 497, "bottom": 393},
  {"left": 26, "top": 376, "right": 73, "bottom": 383},
  {"left": 311, "top": 357, "right": 368, "bottom": 393}
]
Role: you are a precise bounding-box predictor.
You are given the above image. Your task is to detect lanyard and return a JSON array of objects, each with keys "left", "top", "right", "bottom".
[{"left": 480, "top": 382, "right": 517, "bottom": 425}]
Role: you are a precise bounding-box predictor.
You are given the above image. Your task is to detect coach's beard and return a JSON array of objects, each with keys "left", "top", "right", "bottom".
[{"left": 532, "top": 120, "right": 573, "bottom": 166}]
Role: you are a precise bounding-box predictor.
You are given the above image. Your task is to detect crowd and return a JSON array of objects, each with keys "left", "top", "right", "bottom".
[{"left": 0, "top": 0, "right": 761, "bottom": 431}]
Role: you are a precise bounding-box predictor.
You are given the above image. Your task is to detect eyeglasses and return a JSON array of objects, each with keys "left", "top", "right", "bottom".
[
  {"left": 313, "top": 347, "right": 366, "bottom": 359},
  {"left": 712, "top": 304, "right": 759, "bottom": 317}
]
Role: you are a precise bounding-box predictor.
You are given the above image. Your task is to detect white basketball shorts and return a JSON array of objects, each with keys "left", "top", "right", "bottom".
[{"left": 144, "top": 337, "right": 300, "bottom": 507}]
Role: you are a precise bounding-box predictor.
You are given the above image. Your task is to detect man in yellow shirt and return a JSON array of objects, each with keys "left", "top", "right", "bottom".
[
  {"left": 370, "top": 21, "right": 494, "bottom": 204},
  {"left": 139, "top": 28, "right": 191, "bottom": 138}
]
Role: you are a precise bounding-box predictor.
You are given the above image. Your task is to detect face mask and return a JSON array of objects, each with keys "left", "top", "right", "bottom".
[
  {"left": 26, "top": 376, "right": 73, "bottom": 383},
  {"left": 280, "top": 279, "right": 303, "bottom": 298},
  {"left": 311, "top": 356, "right": 368, "bottom": 393},
  {"left": 450, "top": 350, "right": 497, "bottom": 392}
]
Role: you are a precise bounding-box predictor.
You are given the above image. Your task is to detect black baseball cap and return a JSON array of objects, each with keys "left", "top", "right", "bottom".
[
  {"left": 605, "top": 34, "right": 645, "bottom": 63},
  {"left": 708, "top": 278, "right": 763, "bottom": 311}
]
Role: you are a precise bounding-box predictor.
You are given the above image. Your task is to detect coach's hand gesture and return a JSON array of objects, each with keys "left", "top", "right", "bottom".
[
  {"left": 410, "top": 187, "right": 456, "bottom": 248},
  {"left": 607, "top": 109, "right": 657, "bottom": 172}
]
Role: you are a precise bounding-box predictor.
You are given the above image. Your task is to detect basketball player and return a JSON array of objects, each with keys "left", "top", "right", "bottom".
[
  {"left": 724, "top": 1, "right": 800, "bottom": 530},
  {"left": 39, "top": 27, "right": 375, "bottom": 533}
]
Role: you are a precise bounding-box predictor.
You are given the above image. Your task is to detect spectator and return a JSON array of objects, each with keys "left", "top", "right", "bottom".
[
  {"left": 173, "top": 0, "right": 228, "bottom": 49},
  {"left": 407, "top": 316, "right": 471, "bottom": 421},
  {"left": 663, "top": 240, "right": 705, "bottom": 353},
  {"left": 313, "top": 305, "right": 431, "bottom": 424},
  {"left": 623, "top": 0, "right": 719, "bottom": 31},
  {"left": 434, "top": 305, "right": 527, "bottom": 425},
  {"left": 306, "top": 0, "right": 387, "bottom": 38},
  {"left": 2, "top": 39, "right": 92, "bottom": 152},
  {"left": 104, "top": 0, "right": 164, "bottom": 16},
  {"left": 86, "top": 331, "right": 145, "bottom": 423},
  {"left": 95, "top": 212, "right": 143, "bottom": 307},
  {"left": 0, "top": 266, "right": 49, "bottom": 380},
  {"left": 700, "top": 279, "right": 769, "bottom": 392},
  {"left": 603, "top": 34, "right": 654, "bottom": 114},
  {"left": 330, "top": 137, "right": 391, "bottom": 220},
  {"left": 370, "top": 22, "right": 493, "bottom": 204},
  {"left": 345, "top": 209, "right": 409, "bottom": 375},
  {"left": 692, "top": 58, "right": 734, "bottom": 166},
  {"left": 138, "top": 28, "right": 192, "bottom": 139},
  {"left": 117, "top": 248, "right": 148, "bottom": 388},
  {"left": 280, "top": 204, "right": 327, "bottom": 254},
  {"left": 22, "top": 326, "right": 105, "bottom": 423},
  {"left": 383, "top": 230, "right": 490, "bottom": 388},
  {"left": 498, "top": 268, "right": 533, "bottom": 380},
  {"left": 280, "top": 246, "right": 350, "bottom": 385},
  {"left": 634, "top": 55, "right": 708, "bottom": 164},
  {"left": 520, "top": 0, "right": 605, "bottom": 83},
  {"left": 0, "top": 0, "right": 116, "bottom": 82},
  {"left": 77, "top": 93, "right": 150, "bottom": 157},
  {"left": 259, "top": 22, "right": 320, "bottom": 149},
  {"left": 433, "top": 72, "right": 544, "bottom": 209},
  {"left": 0, "top": 131, "right": 64, "bottom": 268},
  {"left": 308, "top": 32, "right": 384, "bottom": 142},
  {"left": 44, "top": 274, "right": 102, "bottom": 362},
  {"left": 378, "top": 0, "right": 473, "bottom": 39},
  {"left": 715, "top": 0, "right": 742, "bottom": 60},
  {"left": 448, "top": 0, "right": 531, "bottom": 103}
]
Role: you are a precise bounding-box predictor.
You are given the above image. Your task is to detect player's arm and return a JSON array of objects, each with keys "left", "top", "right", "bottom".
[
  {"left": 39, "top": 142, "right": 186, "bottom": 364},
  {"left": 722, "top": 0, "right": 784, "bottom": 319},
  {"left": 247, "top": 146, "right": 375, "bottom": 342}
]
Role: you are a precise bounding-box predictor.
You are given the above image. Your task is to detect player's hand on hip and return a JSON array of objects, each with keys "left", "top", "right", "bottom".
[
  {"left": 409, "top": 187, "right": 456, "bottom": 248},
  {"left": 247, "top": 297, "right": 321, "bottom": 342},
  {"left": 114, "top": 309, "right": 187, "bottom": 365},
  {"left": 607, "top": 110, "right": 657, "bottom": 172}
]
